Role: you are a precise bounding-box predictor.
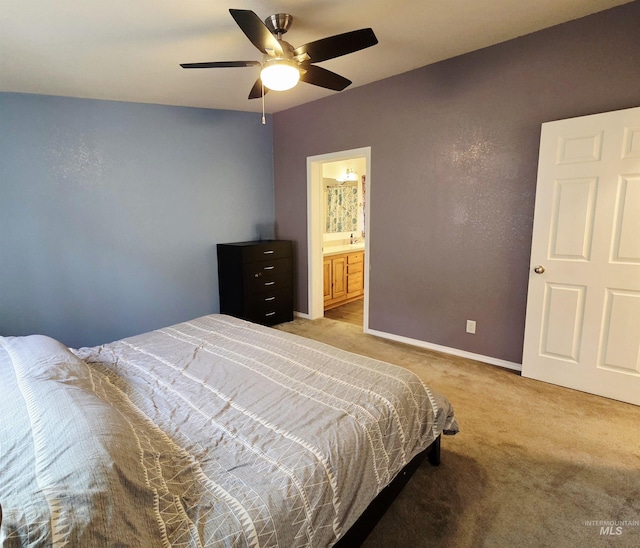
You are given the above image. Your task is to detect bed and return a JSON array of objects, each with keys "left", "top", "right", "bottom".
[{"left": 0, "top": 314, "right": 458, "bottom": 547}]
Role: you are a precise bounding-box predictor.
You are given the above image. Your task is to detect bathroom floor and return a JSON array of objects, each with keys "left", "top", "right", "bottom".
[{"left": 324, "top": 298, "right": 363, "bottom": 327}]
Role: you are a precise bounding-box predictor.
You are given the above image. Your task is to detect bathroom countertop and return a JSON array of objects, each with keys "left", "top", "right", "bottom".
[{"left": 323, "top": 243, "right": 365, "bottom": 256}]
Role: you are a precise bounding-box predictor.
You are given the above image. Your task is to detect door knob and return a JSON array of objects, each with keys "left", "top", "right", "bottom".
[{"left": 534, "top": 265, "right": 545, "bottom": 274}]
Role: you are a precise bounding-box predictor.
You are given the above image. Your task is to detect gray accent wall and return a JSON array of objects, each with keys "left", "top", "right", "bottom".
[
  {"left": 0, "top": 94, "right": 274, "bottom": 348},
  {"left": 273, "top": 1, "right": 640, "bottom": 364}
]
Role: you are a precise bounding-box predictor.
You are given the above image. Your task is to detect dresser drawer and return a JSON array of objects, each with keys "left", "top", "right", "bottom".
[
  {"left": 247, "top": 306, "right": 293, "bottom": 326},
  {"left": 347, "top": 252, "right": 363, "bottom": 264},
  {"left": 240, "top": 240, "right": 291, "bottom": 263},
  {"left": 243, "top": 257, "right": 292, "bottom": 294},
  {"left": 245, "top": 289, "right": 293, "bottom": 325}
]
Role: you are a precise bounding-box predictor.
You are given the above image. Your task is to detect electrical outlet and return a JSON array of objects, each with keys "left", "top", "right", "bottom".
[{"left": 466, "top": 320, "right": 476, "bottom": 334}]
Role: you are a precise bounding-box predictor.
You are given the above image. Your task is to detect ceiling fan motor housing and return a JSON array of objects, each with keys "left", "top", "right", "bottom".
[{"left": 263, "top": 39, "right": 296, "bottom": 62}]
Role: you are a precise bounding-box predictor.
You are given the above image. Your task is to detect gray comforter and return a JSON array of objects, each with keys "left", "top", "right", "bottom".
[{"left": 0, "top": 314, "right": 457, "bottom": 547}]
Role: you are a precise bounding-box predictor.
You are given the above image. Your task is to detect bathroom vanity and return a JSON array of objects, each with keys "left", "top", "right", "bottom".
[{"left": 323, "top": 244, "right": 365, "bottom": 310}]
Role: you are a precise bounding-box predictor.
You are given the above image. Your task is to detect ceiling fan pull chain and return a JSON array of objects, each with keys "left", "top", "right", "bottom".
[{"left": 261, "top": 80, "right": 266, "bottom": 124}]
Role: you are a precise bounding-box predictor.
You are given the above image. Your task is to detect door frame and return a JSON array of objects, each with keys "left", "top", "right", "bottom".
[{"left": 306, "top": 147, "right": 371, "bottom": 327}]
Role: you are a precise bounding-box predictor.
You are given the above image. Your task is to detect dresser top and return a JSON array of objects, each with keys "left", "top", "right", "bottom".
[{"left": 219, "top": 240, "right": 288, "bottom": 247}]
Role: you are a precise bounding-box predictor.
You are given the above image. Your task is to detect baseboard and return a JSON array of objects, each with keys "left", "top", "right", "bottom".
[
  {"left": 292, "top": 311, "right": 522, "bottom": 372},
  {"left": 364, "top": 327, "right": 522, "bottom": 372}
]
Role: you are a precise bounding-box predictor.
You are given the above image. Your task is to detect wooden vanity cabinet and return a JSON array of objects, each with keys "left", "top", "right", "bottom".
[
  {"left": 324, "top": 251, "right": 364, "bottom": 310},
  {"left": 324, "top": 255, "right": 346, "bottom": 305},
  {"left": 346, "top": 252, "right": 364, "bottom": 298}
]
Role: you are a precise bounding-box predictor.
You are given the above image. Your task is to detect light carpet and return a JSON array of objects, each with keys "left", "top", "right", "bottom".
[{"left": 275, "top": 317, "right": 640, "bottom": 548}]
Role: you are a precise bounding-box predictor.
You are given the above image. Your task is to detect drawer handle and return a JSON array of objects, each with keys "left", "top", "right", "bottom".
[
  {"left": 264, "top": 281, "right": 275, "bottom": 286},
  {"left": 263, "top": 250, "right": 274, "bottom": 254},
  {"left": 265, "top": 311, "right": 276, "bottom": 317},
  {"left": 263, "top": 266, "right": 275, "bottom": 270},
  {"left": 265, "top": 296, "right": 276, "bottom": 301}
]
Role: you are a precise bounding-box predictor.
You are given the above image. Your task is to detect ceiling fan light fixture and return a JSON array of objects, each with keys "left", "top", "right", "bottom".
[
  {"left": 260, "top": 59, "right": 300, "bottom": 91},
  {"left": 336, "top": 168, "right": 358, "bottom": 183}
]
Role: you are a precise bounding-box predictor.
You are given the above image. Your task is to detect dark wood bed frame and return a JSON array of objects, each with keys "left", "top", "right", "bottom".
[{"left": 335, "top": 434, "right": 441, "bottom": 547}]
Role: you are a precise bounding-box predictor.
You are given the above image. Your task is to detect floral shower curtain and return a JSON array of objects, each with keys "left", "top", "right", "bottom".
[{"left": 326, "top": 185, "right": 359, "bottom": 233}]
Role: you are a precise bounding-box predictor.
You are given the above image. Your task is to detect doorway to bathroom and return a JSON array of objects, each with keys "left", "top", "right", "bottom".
[{"left": 306, "top": 147, "right": 371, "bottom": 329}]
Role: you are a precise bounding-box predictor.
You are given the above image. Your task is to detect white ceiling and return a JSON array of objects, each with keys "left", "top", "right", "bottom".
[{"left": 0, "top": 0, "right": 631, "bottom": 114}]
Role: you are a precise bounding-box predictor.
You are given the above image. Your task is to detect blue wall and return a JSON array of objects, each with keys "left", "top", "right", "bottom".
[{"left": 0, "top": 93, "right": 275, "bottom": 347}]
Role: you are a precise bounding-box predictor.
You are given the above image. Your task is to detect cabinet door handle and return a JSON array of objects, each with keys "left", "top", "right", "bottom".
[
  {"left": 265, "top": 296, "right": 276, "bottom": 301},
  {"left": 263, "top": 250, "right": 274, "bottom": 254},
  {"left": 263, "top": 266, "right": 275, "bottom": 270}
]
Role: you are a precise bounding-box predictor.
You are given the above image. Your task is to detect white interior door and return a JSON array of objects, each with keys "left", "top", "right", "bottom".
[{"left": 522, "top": 106, "right": 640, "bottom": 406}]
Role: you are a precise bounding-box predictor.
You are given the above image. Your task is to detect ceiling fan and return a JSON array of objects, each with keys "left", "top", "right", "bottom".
[{"left": 180, "top": 9, "right": 378, "bottom": 99}]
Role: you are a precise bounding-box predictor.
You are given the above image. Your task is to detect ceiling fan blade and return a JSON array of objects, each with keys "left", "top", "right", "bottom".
[
  {"left": 180, "top": 61, "right": 260, "bottom": 69},
  {"left": 294, "top": 28, "right": 378, "bottom": 63},
  {"left": 229, "top": 9, "right": 284, "bottom": 57},
  {"left": 299, "top": 65, "right": 352, "bottom": 91},
  {"left": 248, "top": 77, "right": 270, "bottom": 99}
]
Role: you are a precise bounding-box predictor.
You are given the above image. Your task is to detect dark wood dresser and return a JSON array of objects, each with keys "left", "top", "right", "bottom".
[{"left": 217, "top": 240, "right": 294, "bottom": 326}]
